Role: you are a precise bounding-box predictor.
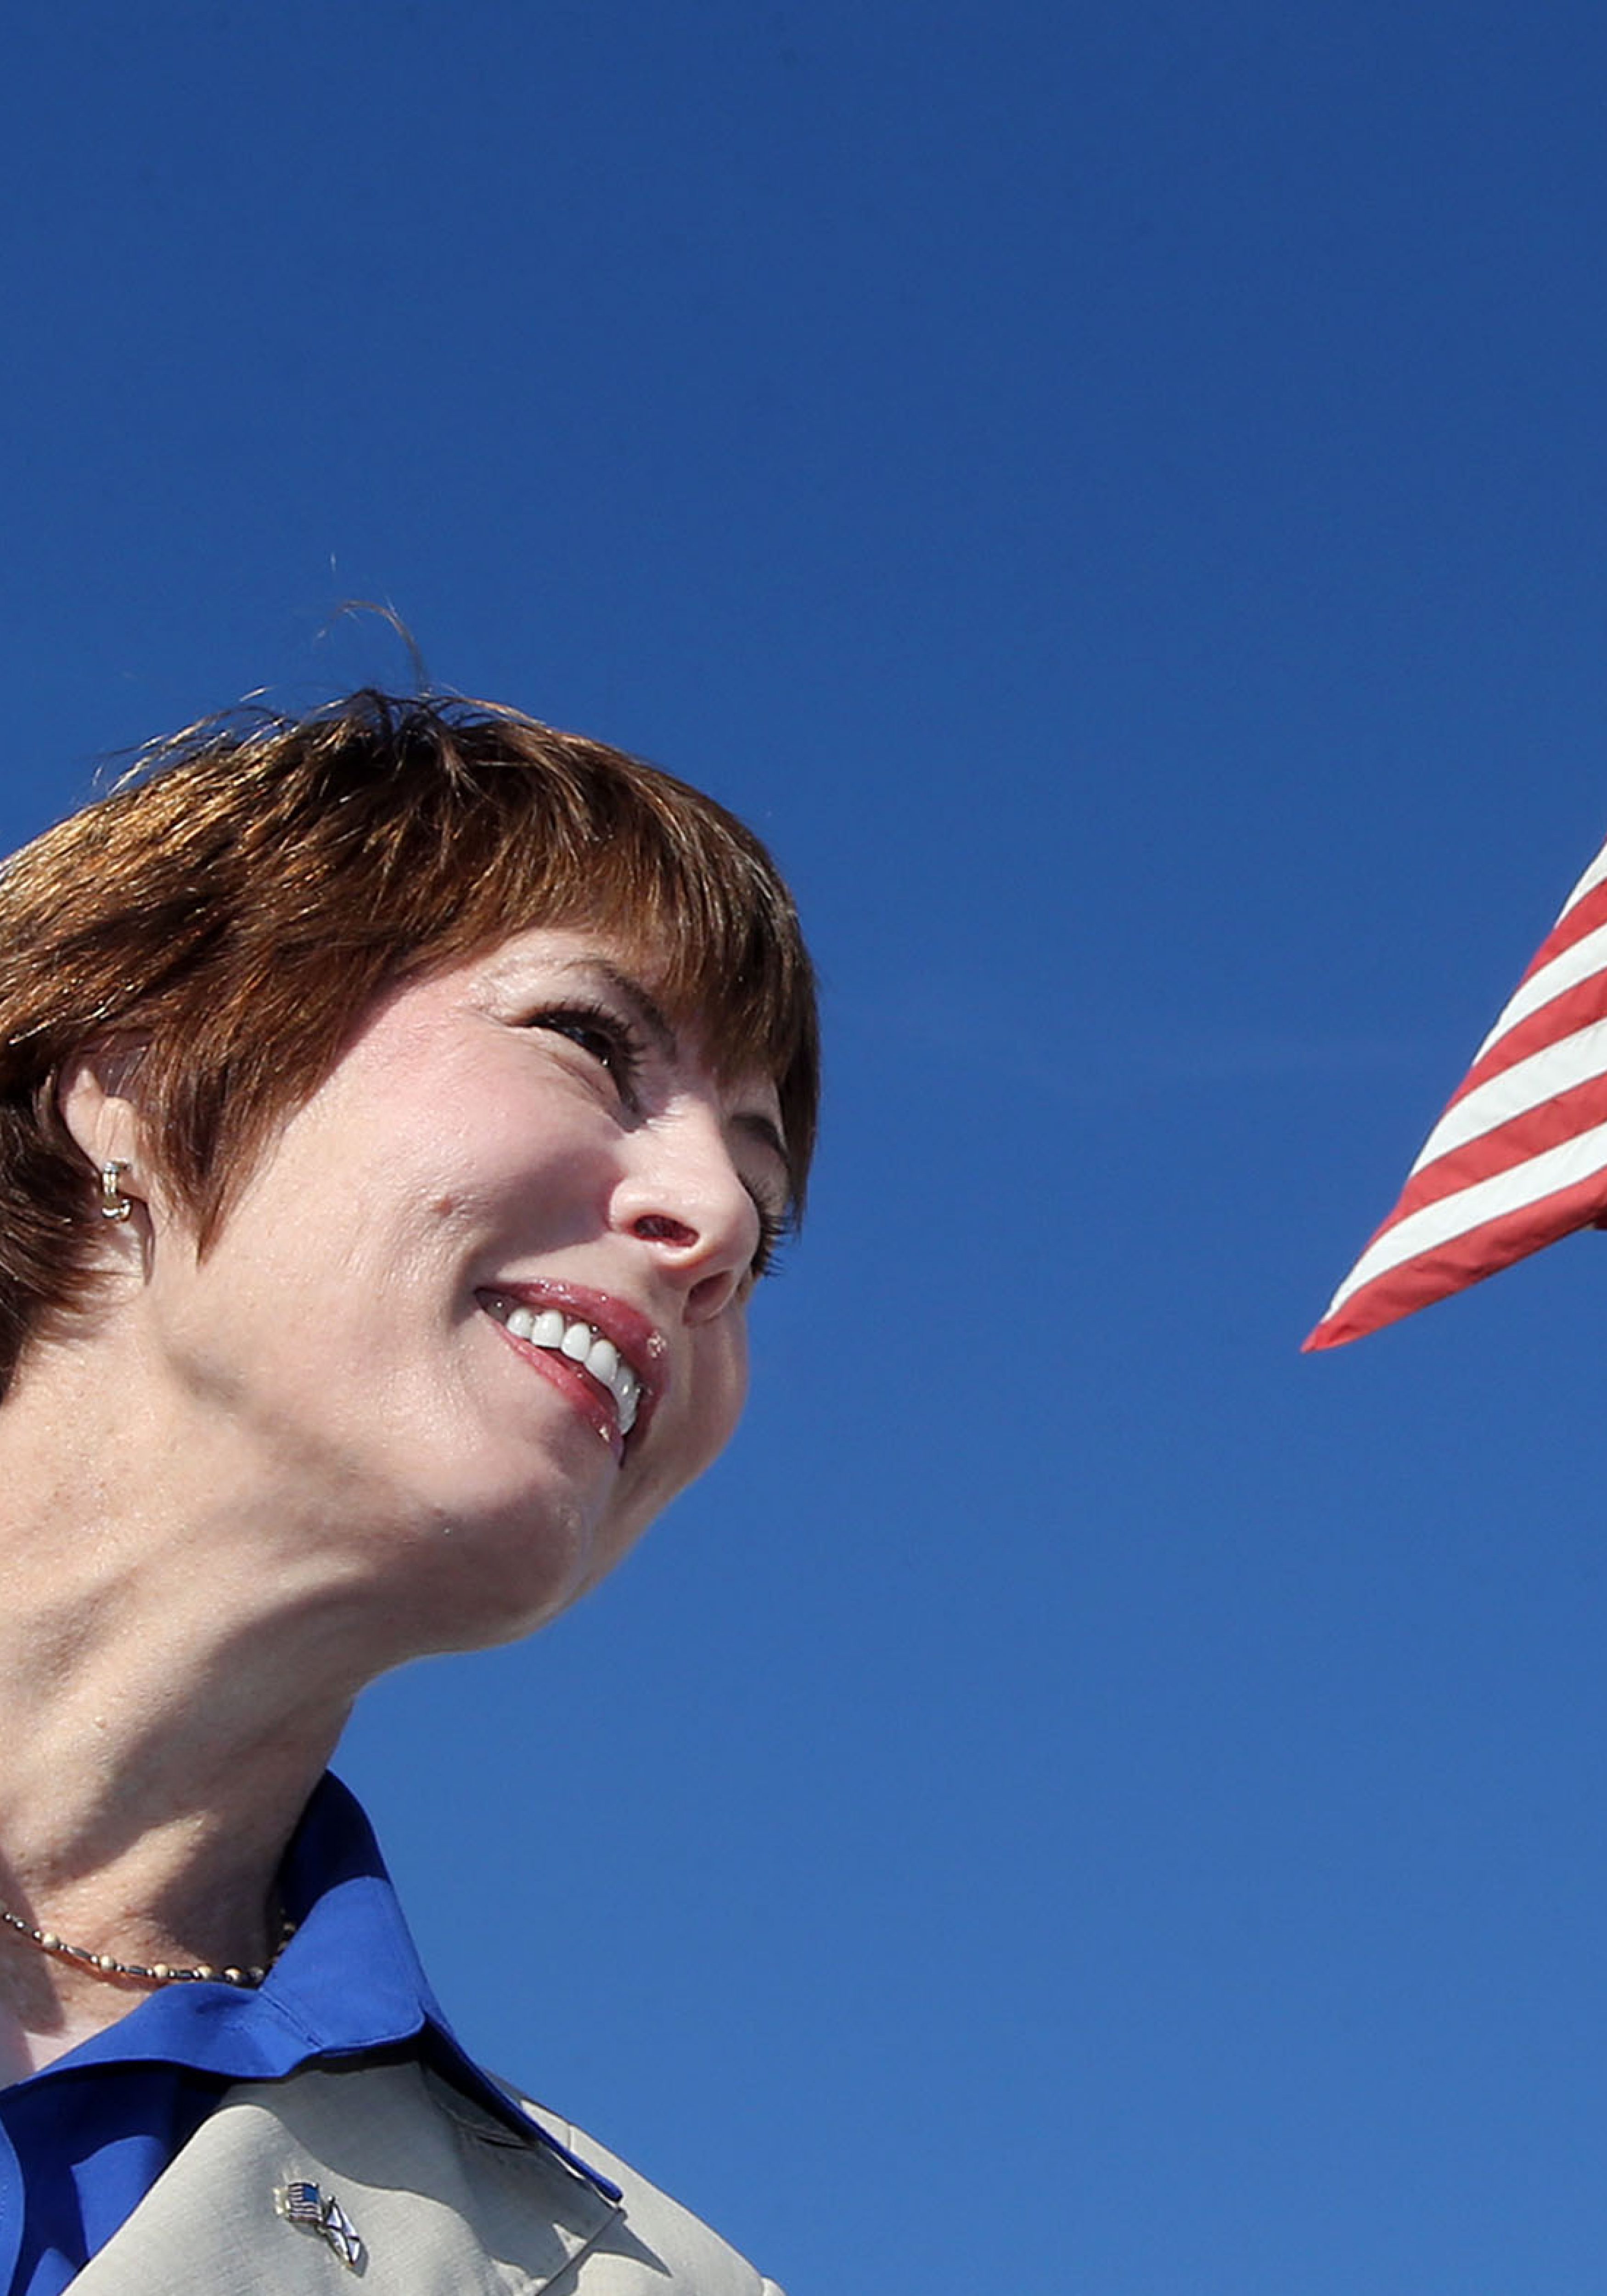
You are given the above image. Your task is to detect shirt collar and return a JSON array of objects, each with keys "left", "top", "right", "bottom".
[{"left": 19, "top": 1773, "right": 620, "bottom": 2199}]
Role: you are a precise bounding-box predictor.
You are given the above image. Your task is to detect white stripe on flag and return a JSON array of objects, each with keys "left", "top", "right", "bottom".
[
  {"left": 1323, "top": 1113, "right": 1607, "bottom": 1321},
  {"left": 1559, "top": 838, "right": 1607, "bottom": 919},
  {"left": 1473, "top": 917, "right": 1607, "bottom": 1061},
  {"left": 1407, "top": 1016, "right": 1607, "bottom": 1176}
]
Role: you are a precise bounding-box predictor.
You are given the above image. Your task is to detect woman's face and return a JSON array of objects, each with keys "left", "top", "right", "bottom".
[{"left": 125, "top": 925, "right": 790, "bottom": 1653}]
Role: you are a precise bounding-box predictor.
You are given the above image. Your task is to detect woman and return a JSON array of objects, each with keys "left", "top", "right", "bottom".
[{"left": 0, "top": 689, "right": 817, "bottom": 2294}]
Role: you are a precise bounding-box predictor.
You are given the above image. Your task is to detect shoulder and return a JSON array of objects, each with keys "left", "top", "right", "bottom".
[{"left": 266, "top": 2055, "right": 787, "bottom": 2296}]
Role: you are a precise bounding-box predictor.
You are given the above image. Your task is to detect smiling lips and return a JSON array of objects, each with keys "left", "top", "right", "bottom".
[
  {"left": 480, "top": 1288, "right": 660, "bottom": 1449},
  {"left": 510, "top": 1305, "right": 642, "bottom": 1431}
]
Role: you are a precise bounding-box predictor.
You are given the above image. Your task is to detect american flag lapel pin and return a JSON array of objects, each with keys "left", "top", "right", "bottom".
[
  {"left": 276, "top": 2179, "right": 365, "bottom": 2272},
  {"left": 1307, "top": 825, "right": 1607, "bottom": 1350}
]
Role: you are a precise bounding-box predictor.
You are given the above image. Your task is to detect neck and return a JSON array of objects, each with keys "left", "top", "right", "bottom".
[{"left": 0, "top": 1343, "right": 398, "bottom": 2074}]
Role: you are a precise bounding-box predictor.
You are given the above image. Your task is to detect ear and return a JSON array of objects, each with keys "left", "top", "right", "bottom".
[{"left": 56, "top": 1049, "right": 148, "bottom": 1210}]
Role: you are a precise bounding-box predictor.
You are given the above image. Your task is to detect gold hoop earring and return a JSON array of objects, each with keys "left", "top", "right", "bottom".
[{"left": 99, "top": 1161, "right": 133, "bottom": 1223}]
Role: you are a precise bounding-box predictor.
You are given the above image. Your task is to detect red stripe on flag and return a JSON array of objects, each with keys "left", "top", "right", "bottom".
[
  {"left": 1304, "top": 1159, "right": 1607, "bottom": 1350},
  {"left": 1367, "top": 1066, "right": 1607, "bottom": 1235},
  {"left": 1441, "top": 967, "right": 1607, "bottom": 1109}
]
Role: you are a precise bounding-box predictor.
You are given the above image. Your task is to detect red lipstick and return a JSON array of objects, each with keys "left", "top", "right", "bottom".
[{"left": 477, "top": 1281, "right": 667, "bottom": 1458}]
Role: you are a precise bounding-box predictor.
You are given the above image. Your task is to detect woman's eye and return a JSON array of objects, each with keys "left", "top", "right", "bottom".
[{"left": 529, "top": 1007, "right": 643, "bottom": 1098}]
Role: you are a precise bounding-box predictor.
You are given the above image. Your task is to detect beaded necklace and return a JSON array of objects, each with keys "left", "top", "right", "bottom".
[{"left": 0, "top": 1901, "right": 295, "bottom": 1987}]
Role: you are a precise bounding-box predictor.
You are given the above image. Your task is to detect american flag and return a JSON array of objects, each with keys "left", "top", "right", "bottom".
[{"left": 1306, "top": 829, "right": 1607, "bottom": 1351}]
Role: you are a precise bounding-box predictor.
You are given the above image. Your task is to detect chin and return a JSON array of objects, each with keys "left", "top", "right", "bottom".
[
  {"left": 370, "top": 1475, "right": 603, "bottom": 1657},
  {"left": 400, "top": 1562, "right": 589, "bottom": 1660}
]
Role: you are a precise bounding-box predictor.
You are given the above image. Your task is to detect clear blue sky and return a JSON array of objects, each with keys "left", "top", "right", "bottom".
[{"left": 4, "top": 5, "right": 1607, "bottom": 2289}]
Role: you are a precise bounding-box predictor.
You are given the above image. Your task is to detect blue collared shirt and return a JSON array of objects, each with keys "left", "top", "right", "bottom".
[{"left": 0, "top": 1773, "right": 610, "bottom": 2296}]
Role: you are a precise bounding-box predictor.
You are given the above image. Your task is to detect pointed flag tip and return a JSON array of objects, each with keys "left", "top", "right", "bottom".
[{"left": 1304, "top": 817, "right": 1607, "bottom": 1358}]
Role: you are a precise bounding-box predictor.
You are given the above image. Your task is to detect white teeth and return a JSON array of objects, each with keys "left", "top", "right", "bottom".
[{"left": 494, "top": 1300, "right": 646, "bottom": 1436}]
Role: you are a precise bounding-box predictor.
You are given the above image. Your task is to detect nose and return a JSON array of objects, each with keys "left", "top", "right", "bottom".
[{"left": 612, "top": 1109, "right": 762, "bottom": 1323}]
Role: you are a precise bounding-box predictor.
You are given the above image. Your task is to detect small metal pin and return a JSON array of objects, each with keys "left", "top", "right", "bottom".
[{"left": 277, "top": 2181, "right": 364, "bottom": 2272}]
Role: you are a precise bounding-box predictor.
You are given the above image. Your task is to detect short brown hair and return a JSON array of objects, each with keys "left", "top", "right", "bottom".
[{"left": 0, "top": 689, "right": 818, "bottom": 1387}]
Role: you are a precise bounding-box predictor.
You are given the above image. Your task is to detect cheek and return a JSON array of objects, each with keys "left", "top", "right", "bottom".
[
  {"left": 694, "top": 1322, "right": 752, "bottom": 1467},
  {"left": 626, "top": 1324, "right": 749, "bottom": 1521}
]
